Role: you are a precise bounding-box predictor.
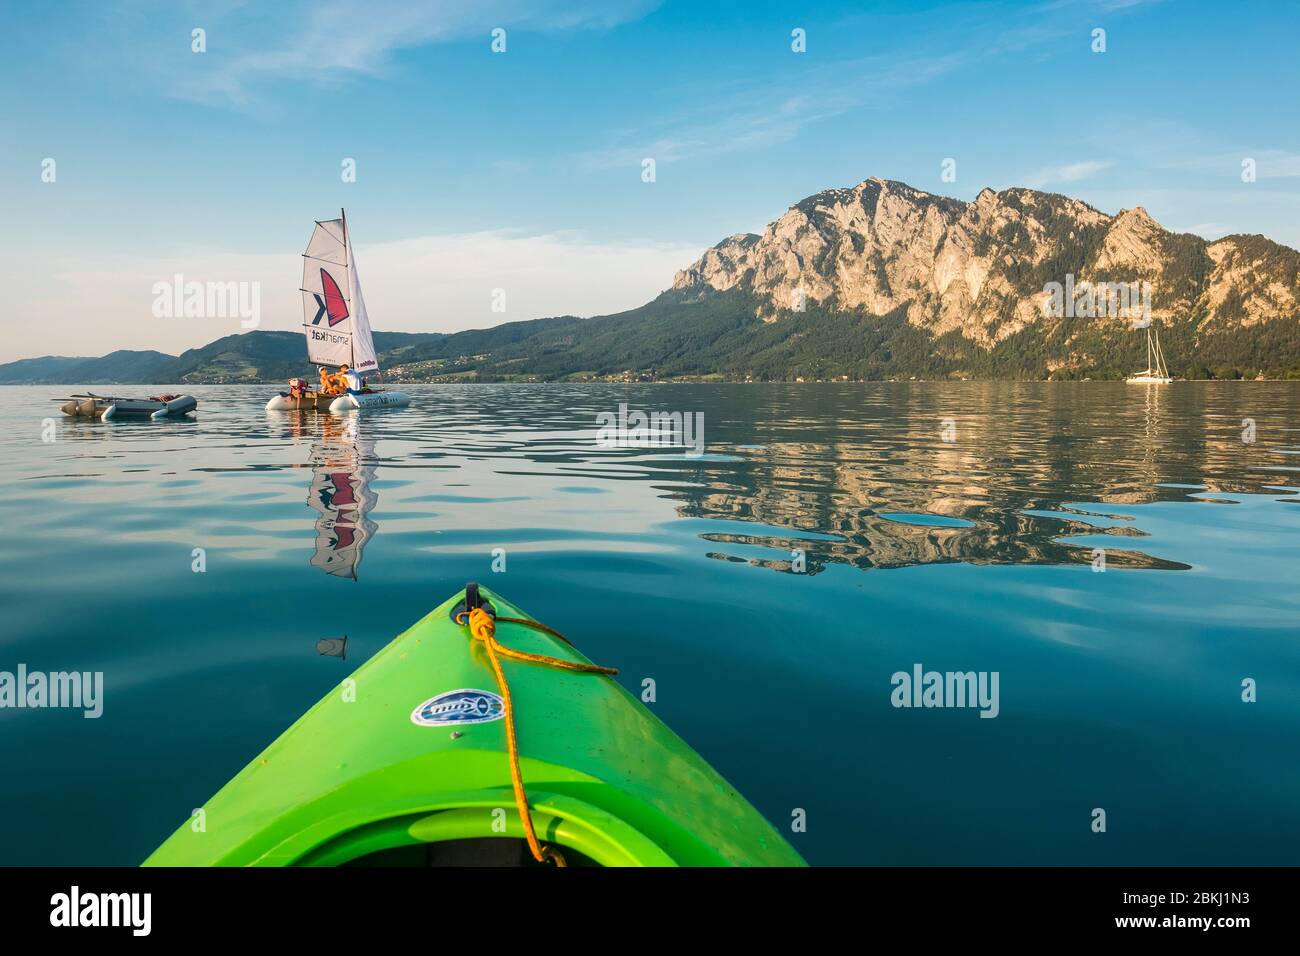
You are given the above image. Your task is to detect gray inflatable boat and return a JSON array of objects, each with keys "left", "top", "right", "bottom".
[{"left": 58, "top": 393, "right": 198, "bottom": 421}]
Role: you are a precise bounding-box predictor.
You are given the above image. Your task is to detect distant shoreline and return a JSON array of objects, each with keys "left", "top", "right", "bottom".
[{"left": 9, "top": 378, "right": 1299, "bottom": 387}]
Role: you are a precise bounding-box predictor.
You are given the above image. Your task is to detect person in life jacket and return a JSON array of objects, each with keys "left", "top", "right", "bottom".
[
  {"left": 318, "top": 366, "right": 346, "bottom": 397},
  {"left": 339, "top": 364, "right": 363, "bottom": 393}
]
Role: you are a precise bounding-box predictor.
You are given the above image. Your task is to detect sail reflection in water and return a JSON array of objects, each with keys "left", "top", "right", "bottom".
[{"left": 304, "top": 415, "right": 378, "bottom": 579}]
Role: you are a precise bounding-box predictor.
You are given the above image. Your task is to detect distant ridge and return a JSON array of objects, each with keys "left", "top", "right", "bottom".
[
  {"left": 0, "top": 331, "right": 442, "bottom": 385},
  {"left": 6, "top": 177, "right": 1300, "bottom": 383}
]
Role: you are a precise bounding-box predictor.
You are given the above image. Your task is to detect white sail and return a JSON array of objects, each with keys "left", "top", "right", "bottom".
[
  {"left": 1127, "top": 320, "right": 1172, "bottom": 383},
  {"left": 300, "top": 213, "right": 379, "bottom": 373},
  {"left": 345, "top": 226, "right": 379, "bottom": 374}
]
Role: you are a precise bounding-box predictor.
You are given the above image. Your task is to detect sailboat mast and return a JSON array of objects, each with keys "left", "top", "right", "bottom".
[{"left": 341, "top": 207, "right": 354, "bottom": 369}]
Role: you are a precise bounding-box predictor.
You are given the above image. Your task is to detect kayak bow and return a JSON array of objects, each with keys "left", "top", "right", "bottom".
[{"left": 144, "top": 584, "right": 805, "bottom": 867}]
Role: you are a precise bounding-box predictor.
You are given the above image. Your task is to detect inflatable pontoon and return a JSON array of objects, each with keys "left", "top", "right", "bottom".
[{"left": 58, "top": 393, "right": 198, "bottom": 421}]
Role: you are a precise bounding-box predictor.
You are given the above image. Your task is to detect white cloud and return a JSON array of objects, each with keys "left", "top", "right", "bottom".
[
  {"left": 568, "top": 0, "right": 1158, "bottom": 173},
  {"left": 1023, "top": 160, "right": 1114, "bottom": 189},
  {"left": 175, "top": 0, "right": 660, "bottom": 107},
  {"left": 1174, "top": 149, "right": 1300, "bottom": 179},
  {"left": 572, "top": 52, "right": 968, "bottom": 172},
  {"left": 1179, "top": 222, "right": 1228, "bottom": 240},
  {"left": 3, "top": 231, "right": 703, "bottom": 363}
]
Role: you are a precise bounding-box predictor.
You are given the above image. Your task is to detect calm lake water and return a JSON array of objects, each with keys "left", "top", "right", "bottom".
[{"left": 2, "top": 382, "right": 1298, "bottom": 866}]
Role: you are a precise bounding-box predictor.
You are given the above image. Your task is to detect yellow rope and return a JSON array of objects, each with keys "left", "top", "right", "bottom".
[{"left": 457, "top": 606, "right": 618, "bottom": 866}]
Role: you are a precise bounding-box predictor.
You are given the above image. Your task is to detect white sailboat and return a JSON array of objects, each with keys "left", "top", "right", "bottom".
[
  {"left": 1126, "top": 316, "right": 1173, "bottom": 384},
  {"left": 266, "top": 209, "right": 411, "bottom": 412}
]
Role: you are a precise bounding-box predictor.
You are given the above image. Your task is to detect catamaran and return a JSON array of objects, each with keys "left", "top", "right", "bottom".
[
  {"left": 1126, "top": 317, "right": 1173, "bottom": 384},
  {"left": 266, "top": 210, "right": 411, "bottom": 412}
]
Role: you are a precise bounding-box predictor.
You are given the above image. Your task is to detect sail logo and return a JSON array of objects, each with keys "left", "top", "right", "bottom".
[
  {"left": 311, "top": 269, "right": 350, "bottom": 327},
  {"left": 411, "top": 689, "right": 505, "bottom": 726},
  {"left": 309, "top": 327, "right": 348, "bottom": 346}
]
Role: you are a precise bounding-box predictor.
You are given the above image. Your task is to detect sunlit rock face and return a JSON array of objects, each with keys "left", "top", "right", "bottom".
[{"left": 673, "top": 177, "right": 1300, "bottom": 347}]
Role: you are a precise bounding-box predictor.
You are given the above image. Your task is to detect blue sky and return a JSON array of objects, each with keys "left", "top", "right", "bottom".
[{"left": 2, "top": 0, "right": 1298, "bottom": 361}]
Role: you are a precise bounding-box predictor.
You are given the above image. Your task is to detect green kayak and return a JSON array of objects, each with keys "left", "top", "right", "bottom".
[{"left": 144, "top": 584, "right": 805, "bottom": 867}]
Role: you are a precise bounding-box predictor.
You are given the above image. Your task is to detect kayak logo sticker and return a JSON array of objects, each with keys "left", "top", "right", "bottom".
[{"left": 411, "top": 689, "right": 505, "bottom": 727}]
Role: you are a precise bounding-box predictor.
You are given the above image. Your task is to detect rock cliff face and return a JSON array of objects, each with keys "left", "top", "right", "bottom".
[{"left": 672, "top": 177, "right": 1300, "bottom": 348}]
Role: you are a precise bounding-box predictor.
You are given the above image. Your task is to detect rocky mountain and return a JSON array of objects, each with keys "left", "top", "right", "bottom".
[
  {"left": 5, "top": 177, "right": 1300, "bottom": 383},
  {"left": 671, "top": 177, "right": 1300, "bottom": 373}
]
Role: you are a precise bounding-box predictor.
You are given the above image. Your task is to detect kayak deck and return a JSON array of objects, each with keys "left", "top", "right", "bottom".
[{"left": 144, "top": 585, "right": 804, "bottom": 867}]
